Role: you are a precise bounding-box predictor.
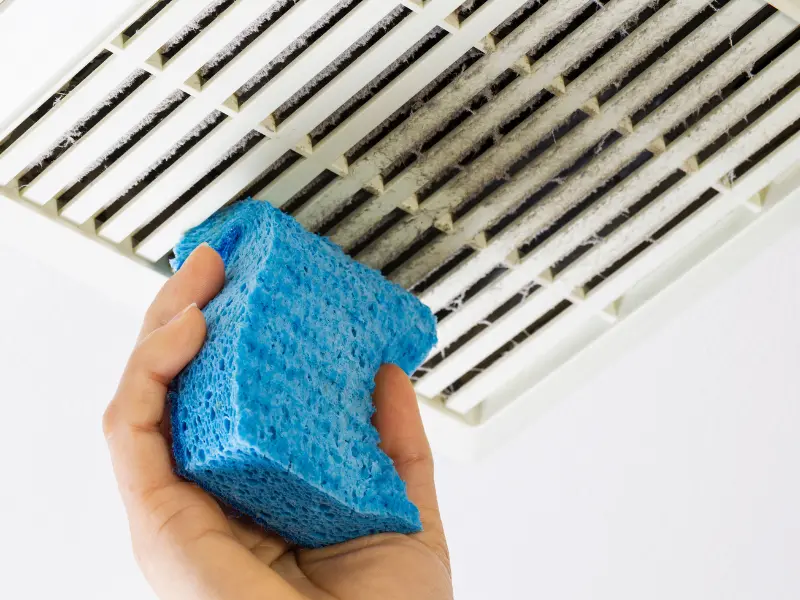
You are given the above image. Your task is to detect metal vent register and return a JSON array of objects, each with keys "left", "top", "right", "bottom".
[{"left": 2, "top": 0, "right": 799, "bottom": 451}]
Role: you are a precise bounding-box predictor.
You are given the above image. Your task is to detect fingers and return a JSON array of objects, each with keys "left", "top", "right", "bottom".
[
  {"left": 104, "top": 303, "right": 207, "bottom": 508},
  {"left": 372, "top": 365, "right": 444, "bottom": 539},
  {"left": 106, "top": 243, "right": 306, "bottom": 600},
  {"left": 138, "top": 243, "right": 225, "bottom": 342},
  {"left": 105, "top": 243, "right": 225, "bottom": 510}
]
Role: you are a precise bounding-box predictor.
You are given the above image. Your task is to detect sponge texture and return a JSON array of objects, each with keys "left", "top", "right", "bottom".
[{"left": 169, "top": 200, "right": 437, "bottom": 548}]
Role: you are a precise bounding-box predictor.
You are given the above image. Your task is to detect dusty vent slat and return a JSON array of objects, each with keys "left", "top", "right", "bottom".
[
  {"left": 196, "top": 0, "right": 301, "bottom": 83},
  {"left": 416, "top": 1, "right": 778, "bottom": 308},
  {"left": 22, "top": 0, "right": 284, "bottom": 207},
  {"left": 233, "top": 0, "right": 366, "bottom": 105},
  {"left": 18, "top": 70, "right": 152, "bottom": 190},
  {"left": 132, "top": 130, "right": 265, "bottom": 243},
  {"left": 271, "top": 5, "right": 414, "bottom": 130},
  {"left": 442, "top": 61, "right": 800, "bottom": 410},
  {"left": 0, "top": 51, "right": 113, "bottom": 157},
  {"left": 421, "top": 7, "right": 795, "bottom": 315},
  {"left": 448, "top": 102, "right": 800, "bottom": 414},
  {"left": 135, "top": 148, "right": 303, "bottom": 259},
  {"left": 490, "top": 0, "right": 547, "bottom": 44},
  {"left": 423, "top": 54, "right": 800, "bottom": 404},
  {"left": 95, "top": 110, "right": 228, "bottom": 226},
  {"left": 275, "top": 21, "right": 450, "bottom": 153},
  {"left": 2, "top": 0, "right": 798, "bottom": 424},
  {"left": 293, "top": 0, "right": 592, "bottom": 232},
  {"left": 120, "top": 0, "right": 175, "bottom": 40},
  {"left": 160, "top": 0, "right": 239, "bottom": 61},
  {"left": 56, "top": 0, "right": 342, "bottom": 227},
  {"left": 133, "top": 0, "right": 519, "bottom": 261},
  {"left": 56, "top": 90, "right": 190, "bottom": 211},
  {"left": 456, "top": 0, "right": 494, "bottom": 23},
  {"left": 391, "top": 0, "right": 768, "bottom": 289},
  {"left": 348, "top": 0, "right": 691, "bottom": 269},
  {"left": 97, "top": 0, "right": 443, "bottom": 246},
  {"left": 0, "top": 0, "right": 209, "bottom": 187}
]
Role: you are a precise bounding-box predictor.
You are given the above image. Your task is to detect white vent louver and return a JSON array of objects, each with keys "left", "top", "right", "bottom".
[{"left": 2, "top": 0, "right": 799, "bottom": 445}]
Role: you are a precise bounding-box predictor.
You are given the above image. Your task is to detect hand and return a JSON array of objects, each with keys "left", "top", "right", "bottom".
[{"left": 103, "top": 244, "right": 452, "bottom": 600}]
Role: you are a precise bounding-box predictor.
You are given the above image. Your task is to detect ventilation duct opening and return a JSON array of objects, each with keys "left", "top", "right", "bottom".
[{"left": 1, "top": 0, "right": 798, "bottom": 441}]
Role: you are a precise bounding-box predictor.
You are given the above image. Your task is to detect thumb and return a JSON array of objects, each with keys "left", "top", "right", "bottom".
[{"left": 372, "top": 365, "right": 446, "bottom": 545}]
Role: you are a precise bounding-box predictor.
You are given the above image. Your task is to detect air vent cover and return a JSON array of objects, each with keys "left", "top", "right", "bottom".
[{"left": 2, "top": 0, "right": 799, "bottom": 450}]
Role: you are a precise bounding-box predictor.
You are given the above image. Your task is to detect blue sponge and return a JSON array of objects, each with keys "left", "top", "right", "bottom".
[{"left": 169, "top": 200, "right": 437, "bottom": 548}]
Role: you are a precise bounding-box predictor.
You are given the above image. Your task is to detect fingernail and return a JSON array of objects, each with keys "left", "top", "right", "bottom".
[{"left": 169, "top": 302, "right": 197, "bottom": 324}]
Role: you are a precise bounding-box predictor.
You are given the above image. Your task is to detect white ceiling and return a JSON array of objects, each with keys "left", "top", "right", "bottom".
[{"left": 2, "top": 2, "right": 800, "bottom": 597}]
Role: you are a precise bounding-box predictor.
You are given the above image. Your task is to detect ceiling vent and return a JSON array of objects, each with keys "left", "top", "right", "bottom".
[{"left": 2, "top": 0, "right": 799, "bottom": 454}]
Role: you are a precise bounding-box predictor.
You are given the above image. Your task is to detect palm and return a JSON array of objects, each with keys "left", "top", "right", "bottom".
[
  {"left": 104, "top": 245, "right": 452, "bottom": 600},
  {"left": 132, "top": 435, "right": 450, "bottom": 600},
  {"left": 238, "top": 519, "right": 450, "bottom": 600}
]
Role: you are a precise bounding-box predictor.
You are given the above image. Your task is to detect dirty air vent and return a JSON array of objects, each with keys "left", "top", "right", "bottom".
[{"left": 2, "top": 0, "right": 799, "bottom": 435}]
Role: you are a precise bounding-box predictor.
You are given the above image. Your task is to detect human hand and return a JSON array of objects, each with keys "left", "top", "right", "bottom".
[{"left": 103, "top": 244, "right": 452, "bottom": 600}]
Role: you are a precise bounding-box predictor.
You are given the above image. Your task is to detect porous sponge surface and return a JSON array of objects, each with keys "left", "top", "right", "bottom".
[{"left": 169, "top": 200, "right": 437, "bottom": 547}]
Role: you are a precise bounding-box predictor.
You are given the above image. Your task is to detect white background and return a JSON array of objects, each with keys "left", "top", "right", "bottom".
[{"left": 2, "top": 1, "right": 800, "bottom": 598}]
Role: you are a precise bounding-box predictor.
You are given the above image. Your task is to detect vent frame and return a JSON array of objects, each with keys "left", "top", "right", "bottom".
[{"left": 2, "top": 0, "right": 799, "bottom": 456}]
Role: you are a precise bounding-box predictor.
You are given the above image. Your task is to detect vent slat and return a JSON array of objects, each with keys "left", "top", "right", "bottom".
[
  {"left": 131, "top": 130, "right": 265, "bottom": 244},
  {"left": 558, "top": 86, "right": 800, "bottom": 290},
  {"left": 95, "top": 110, "right": 228, "bottom": 226},
  {"left": 424, "top": 71, "right": 800, "bottom": 398},
  {"left": 59, "top": 0, "right": 337, "bottom": 226},
  {"left": 0, "top": 0, "right": 207, "bottom": 186},
  {"left": 445, "top": 115, "right": 800, "bottom": 414},
  {"left": 135, "top": 147, "right": 301, "bottom": 261},
  {"left": 394, "top": 0, "right": 767, "bottom": 290},
  {"left": 433, "top": 263, "right": 537, "bottom": 351},
  {"left": 20, "top": 0, "right": 276, "bottom": 205},
  {"left": 417, "top": 284, "right": 565, "bottom": 398},
  {"left": 97, "top": 0, "right": 388, "bottom": 244},
  {"left": 233, "top": 0, "right": 366, "bottom": 104},
  {"left": 56, "top": 90, "right": 190, "bottom": 211},
  {"left": 351, "top": 0, "right": 712, "bottom": 269},
  {"left": 440, "top": 22, "right": 799, "bottom": 346},
  {"left": 420, "top": 14, "right": 798, "bottom": 315},
  {"left": 249, "top": 35, "right": 486, "bottom": 205},
  {"left": 270, "top": 5, "right": 415, "bottom": 130},
  {"left": 248, "top": 0, "right": 511, "bottom": 207},
  {"left": 133, "top": 0, "right": 518, "bottom": 261},
  {"left": 18, "top": 70, "right": 152, "bottom": 190},
  {"left": 444, "top": 130, "right": 800, "bottom": 413},
  {"left": 328, "top": 0, "right": 643, "bottom": 253},
  {"left": 443, "top": 84, "right": 800, "bottom": 412},
  {"left": 292, "top": 0, "right": 589, "bottom": 231},
  {"left": 2, "top": 0, "right": 799, "bottom": 420},
  {"left": 160, "top": 0, "right": 239, "bottom": 61}
]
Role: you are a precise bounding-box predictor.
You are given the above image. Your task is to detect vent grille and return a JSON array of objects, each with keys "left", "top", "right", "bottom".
[{"left": 2, "top": 0, "right": 798, "bottom": 427}]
